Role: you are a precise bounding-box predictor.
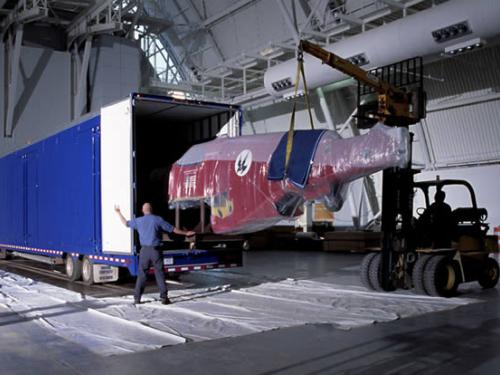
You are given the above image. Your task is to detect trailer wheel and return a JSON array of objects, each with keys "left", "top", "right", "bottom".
[
  {"left": 478, "top": 258, "right": 499, "bottom": 289},
  {"left": 65, "top": 256, "right": 82, "bottom": 281},
  {"left": 0, "top": 249, "right": 12, "bottom": 260},
  {"left": 412, "top": 254, "right": 432, "bottom": 295},
  {"left": 360, "top": 252, "right": 378, "bottom": 290},
  {"left": 242, "top": 240, "right": 251, "bottom": 251},
  {"left": 82, "top": 256, "right": 94, "bottom": 285},
  {"left": 423, "top": 255, "right": 459, "bottom": 297}
]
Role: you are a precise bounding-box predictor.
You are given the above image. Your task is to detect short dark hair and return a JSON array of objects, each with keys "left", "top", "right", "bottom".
[{"left": 434, "top": 190, "right": 446, "bottom": 202}]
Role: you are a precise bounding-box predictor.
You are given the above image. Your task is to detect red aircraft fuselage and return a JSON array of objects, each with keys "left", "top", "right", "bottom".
[{"left": 169, "top": 124, "right": 409, "bottom": 234}]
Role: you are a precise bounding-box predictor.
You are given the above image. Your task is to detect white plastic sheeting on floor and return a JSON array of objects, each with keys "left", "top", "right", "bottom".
[
  {"left": 0, "top": 270, "right": 478, "bottom": 356},
  {"left": 0, "top": 270, "right": 185, "bottom": 356}
]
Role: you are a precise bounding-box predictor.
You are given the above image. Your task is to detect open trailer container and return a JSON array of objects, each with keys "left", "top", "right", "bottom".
[{"left": 0, "top": 93, "right": 243, "bottom": 283}]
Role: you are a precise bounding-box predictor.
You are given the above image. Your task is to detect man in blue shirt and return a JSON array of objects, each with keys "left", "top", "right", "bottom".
[{"left": 115, "top": 202, "right": 195, "bottom": 304}]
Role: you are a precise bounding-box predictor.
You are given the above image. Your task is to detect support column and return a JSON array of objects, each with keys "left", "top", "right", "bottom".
[
  {"left": 73, "top": 36, "right": 93, "bottom": 119},
  {"left": 4, "top": 25, "right": 24, "bottom": 138},
  {"left": 301, "top": 201, "right": 314, "bottom": 233},
  {"left": 243, "top": 69, "right": 247, "bottom": 95},
  {"left": 415, "top": 120, "right": 434, "bottom": 169},
  {"left": 362, "top": 175, "right": 380, "bottom": 219},
  {"left": 316, "top": 87, "right": 336, "bottom": 131},
  {"left": 347, "top": 185, "right": 360, "bottom": 229}
]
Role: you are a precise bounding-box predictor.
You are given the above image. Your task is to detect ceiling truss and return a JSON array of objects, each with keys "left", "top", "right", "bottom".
[{"left": 0, "top": 0, "right": 449, "bottom": 105}]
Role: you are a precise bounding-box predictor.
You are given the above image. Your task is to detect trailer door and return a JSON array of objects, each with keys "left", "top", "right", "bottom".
[{"left": 100, "top": 99, "right": 134, "bottom": 254}]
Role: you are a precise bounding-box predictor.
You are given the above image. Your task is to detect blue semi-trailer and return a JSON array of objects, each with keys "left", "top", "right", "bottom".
[{"left": 0, "top": 93, "right": 243, "bottom": 284}]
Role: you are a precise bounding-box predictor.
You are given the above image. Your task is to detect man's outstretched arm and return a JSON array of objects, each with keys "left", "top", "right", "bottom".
[
  {"left": 114, "top": 205, "right": 129, "bottom": 227},
  {"left": 160, "top": 219, "right": 195, "bottom": 237},
  {"left": 173, "top": 227, "right": 196, "bottom": 237}
]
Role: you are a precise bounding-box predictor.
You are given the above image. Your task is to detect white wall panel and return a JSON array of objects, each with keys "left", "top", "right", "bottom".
[{"left": 423, "top": 98, "right": 500, "bottom": 167}]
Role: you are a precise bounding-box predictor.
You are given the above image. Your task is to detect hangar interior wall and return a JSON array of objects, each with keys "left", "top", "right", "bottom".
[
  {"left": 0, "top": 36, "right": 142, "bottom": 157},
  {"left": 88, "top": 35, "right": 142, "bottom": 114},
  {"left": 0, "top": 45, "right": 71, "bottom": 156}
]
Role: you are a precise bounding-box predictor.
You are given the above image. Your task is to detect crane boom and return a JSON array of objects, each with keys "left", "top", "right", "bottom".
[
  {"left": 299, "top": 40, "right": 404, "bottom": 96},
  {"left": 298, "top": 39, "right": 425, "bottom": 127}
]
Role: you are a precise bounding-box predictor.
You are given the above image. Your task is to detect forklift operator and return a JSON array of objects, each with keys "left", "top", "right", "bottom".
[
  {"left": 427, "top": 190, "right": 454, "bottom": 248},
  {"left": 115, "top": 203, "right": 195, "bottom": 305}
]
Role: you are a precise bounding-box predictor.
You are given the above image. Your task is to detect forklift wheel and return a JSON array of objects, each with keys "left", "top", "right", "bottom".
[
  {"left": 412, "top": 254, "right": 432, "bottom": 295},
  {"left": 423, "top": 255, "right": 460, "bottom": 297},
  {"left": 478, "top": 258, "right": 499, "bottom": 289},
  {"left": 367, "top": 253, "right": 396, "bottom": 292},
  {"left": 360, "top": 252, "right": 378, "bottom": 290}
]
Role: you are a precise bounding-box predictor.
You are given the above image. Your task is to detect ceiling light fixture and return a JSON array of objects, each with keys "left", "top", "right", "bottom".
[
  {"left": 432, "top": 21, "right": 471, "bottom": 43},
  {"left": 444, "top": 37, "right": 485, "bottom": 56}
]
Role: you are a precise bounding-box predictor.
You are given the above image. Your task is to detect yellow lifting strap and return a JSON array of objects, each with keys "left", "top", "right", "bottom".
[{"left": 284, "top": 52, "right": 315, "bottom": 175}]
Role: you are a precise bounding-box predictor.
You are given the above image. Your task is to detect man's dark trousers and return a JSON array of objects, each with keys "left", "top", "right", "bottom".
[{"left": 134, "top": 246, "right": 168, "bottom": 301}]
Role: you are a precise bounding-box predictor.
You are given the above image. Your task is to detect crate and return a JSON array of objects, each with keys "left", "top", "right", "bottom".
[{"left": 322, "top": 231, "right": 381, "bottom": 252}]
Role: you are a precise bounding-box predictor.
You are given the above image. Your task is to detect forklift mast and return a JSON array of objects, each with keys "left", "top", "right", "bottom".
[{"left": 299, "top": 39, "right": 426, "bottom": 290}]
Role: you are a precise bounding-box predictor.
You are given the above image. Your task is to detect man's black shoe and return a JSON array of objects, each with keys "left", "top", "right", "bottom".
[
  {"left": 161, "top": 297, "right": 172, "bottom": 305},
  {"left": 134, "top": 299, "right": 142, "bottom": 305}
]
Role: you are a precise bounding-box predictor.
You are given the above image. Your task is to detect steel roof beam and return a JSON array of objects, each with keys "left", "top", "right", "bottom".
[
  {"left": 1, "top": 0, "right": 48, "bottom": 35},
  {"left": 201, "top": 0, "right": 260, "bottom": 29},
  {"left": 378, "top": 0, "right": 405, "bottom": 10},
  {"left": 73, "top": 36, "right": 92, "bottom": 119},
  {"left": 66, "top": 0, "right": 122, "bottom": 47}
]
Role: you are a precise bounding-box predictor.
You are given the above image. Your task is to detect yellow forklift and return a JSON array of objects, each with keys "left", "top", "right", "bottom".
[{"left": 299, "top": 40, "right": 499, "bottom": 297}]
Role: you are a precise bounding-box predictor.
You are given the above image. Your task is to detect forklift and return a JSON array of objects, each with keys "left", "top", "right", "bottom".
[{"left": 299, "top": 40, "right": 499, "bottom": 297}]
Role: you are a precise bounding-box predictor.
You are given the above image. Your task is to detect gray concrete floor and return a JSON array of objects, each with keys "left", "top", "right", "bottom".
[{"left": 1, "top": 250, "right": 499, "bottom": 375}]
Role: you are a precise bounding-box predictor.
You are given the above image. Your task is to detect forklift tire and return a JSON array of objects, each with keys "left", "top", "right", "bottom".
[
  {"left": 478, "top": 258, "right": 499, "bottom": 289},
  {"left": 412, "top": 254, "right": 432, "bottom": 295},
  {"left": 368, "top": 253, "right": 396, "bottom": 292},
  {"left": 360, "top": 252, "right": 378, "bottom": 290},
  {"left": 65, "top": 256, "right": 82, "bottom": 282},
  {"left": 423, "top": 255, "right": 460, "bottom": 297}
]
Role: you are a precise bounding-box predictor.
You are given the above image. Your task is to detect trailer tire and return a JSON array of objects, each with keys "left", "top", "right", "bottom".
[
  {"left": 478, "top": 258, "right": 499, "bottom": 289},
  {"left": 423, "top": 255, "right": 459, "bottom": 297},
  {"left": 242, "top": 240, "right": 251, "bottom": 251},
  {"left": 360, "top": 252, "right": 378, "bottom": 290},
  {"left": 65, "top": 256, "right": 82, "bottom": 281},
  {"left": 0, "top": 249, "right": 12, "bottom": 260},
  {"left": 412, "top": 254, "right": 432, "bottom": 295},
  {"left": 82, "top": 256, "right": 94, "bottom": 285}
]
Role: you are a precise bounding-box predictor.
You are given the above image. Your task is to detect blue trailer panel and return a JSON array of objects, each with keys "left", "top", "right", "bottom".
[{"left": 0, "top": 116, "right": 100, "bottom": 252}]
